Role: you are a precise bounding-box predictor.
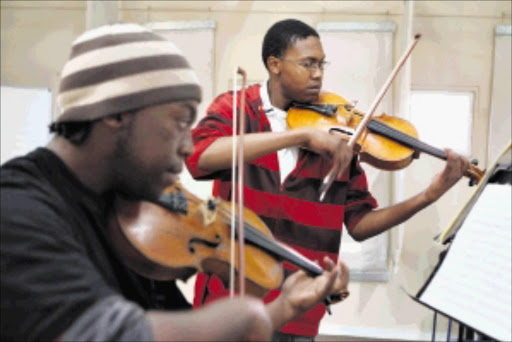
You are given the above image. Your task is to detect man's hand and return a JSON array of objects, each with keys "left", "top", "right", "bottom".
[
  {"left": 271, "top": 257, "right": 348, "bottom": 323},
  {"left": 301, "top": 128, "right": 355, "bottom": 178},
  {"left": 423, "top": 149, "right": 469, "bottom": 203},
  {"left": 327, "top": 260, "right": 350, "bottom": 304}
]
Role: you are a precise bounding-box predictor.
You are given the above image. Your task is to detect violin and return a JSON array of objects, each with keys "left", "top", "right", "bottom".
[
  {"left": 107, "top": 182, "right": 327, "bottom": 298},
  {"left": 287, "top": 91, "right": 484, "bottom": 185}
]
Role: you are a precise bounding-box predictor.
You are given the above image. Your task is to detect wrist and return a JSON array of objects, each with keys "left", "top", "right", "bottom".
[
  {"left": 421, "top": 187, "right": 437, "bottom": 206},
  {"left": 293, "top": 128, "right": 313, "bottom": 149},
  {"left": 266, "top": 296, "right": 295, "bottom": 330}
]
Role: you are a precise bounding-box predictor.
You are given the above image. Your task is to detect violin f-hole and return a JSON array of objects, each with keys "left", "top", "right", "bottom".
[{"left": 188, "top": 237, "right": 221, "bottom": 254}]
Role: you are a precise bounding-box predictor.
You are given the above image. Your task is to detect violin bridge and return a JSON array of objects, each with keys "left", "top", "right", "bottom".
[
  {"left": 342, "top": 100, "right": 359, "bottom": 125},
  {"left": 198, "top": 198, "right": 218, "bottom": 226}
]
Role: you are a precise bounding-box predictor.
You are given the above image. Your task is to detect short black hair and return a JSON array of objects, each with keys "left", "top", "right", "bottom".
[
  {"left": 49, "top": 121, "right": 94, "bottom": 145},
  {"left": 262, "top": 19, "right": 319, "bottom": 70},
  {"left": 49, "top": 113, "right": 132, "bottom": 146}
]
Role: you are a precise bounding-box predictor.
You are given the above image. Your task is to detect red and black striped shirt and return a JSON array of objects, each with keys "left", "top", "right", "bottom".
[{"left": 185, "top": 84, "right": 377, "bottom": 336}]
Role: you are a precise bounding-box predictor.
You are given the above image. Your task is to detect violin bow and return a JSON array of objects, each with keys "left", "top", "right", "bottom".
[
  {"left": 232, "top": 69, "right": 334, "bottom": 314},
  {"left": 319, "top": 34, "right": 422, "bottom": 201},
  {"left": 231, "top": 69, "right": 335, "bottom": 312},
  {"left": 230, "top": 67, "right": 248, "bottom": 297}
]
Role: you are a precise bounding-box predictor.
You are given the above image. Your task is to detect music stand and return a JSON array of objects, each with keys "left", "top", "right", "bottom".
[{"left": 411, "top": 141, "right": 512, "bottom": 342}]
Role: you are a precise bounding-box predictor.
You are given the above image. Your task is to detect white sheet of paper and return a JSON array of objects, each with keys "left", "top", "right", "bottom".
[{"left": 420, "top": 183, "right": 511, "bottom": 341}]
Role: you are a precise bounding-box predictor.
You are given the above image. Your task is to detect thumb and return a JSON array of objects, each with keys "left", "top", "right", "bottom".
[{"left": 318, "top": 265, "right": 339, "bottom": 297}]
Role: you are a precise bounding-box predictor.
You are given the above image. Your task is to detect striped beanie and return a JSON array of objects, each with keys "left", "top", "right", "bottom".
[{"left": 56, "top": 23, "right": 201, "bottom": 122}]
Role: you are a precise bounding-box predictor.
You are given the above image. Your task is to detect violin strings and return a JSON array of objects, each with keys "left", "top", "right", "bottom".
[
  {"left": 329, "top": 102, "right": 447, "bottom": 159},
  {"left": 369, "top": 120, "right": 446, "bottom": 159},
  {"left": 173, "top": 188, "right": 270, "bottom": 243},
  {"left": 173, "top": 187, "right": 321, "bottom": 274}
]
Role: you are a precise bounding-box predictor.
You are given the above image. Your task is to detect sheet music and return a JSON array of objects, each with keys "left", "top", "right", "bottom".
[{"left": 419, "top": 184, "right": 511, "bottom": 341}]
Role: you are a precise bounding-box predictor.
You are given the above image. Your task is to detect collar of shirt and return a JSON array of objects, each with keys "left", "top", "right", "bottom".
[
  {"left": 260, "top": 80, "right": 298, "bottom": 184},
  {"left": 260, "top": 80, "right": 287, "bottom": 126}
]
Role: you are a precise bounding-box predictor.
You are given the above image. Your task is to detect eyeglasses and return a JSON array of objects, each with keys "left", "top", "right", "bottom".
[{"left": 282, "top": 59, "right": 329, "bottom": 72}]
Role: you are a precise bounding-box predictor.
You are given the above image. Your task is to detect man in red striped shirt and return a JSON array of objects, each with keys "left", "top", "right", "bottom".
[{"left": 185, "top": 19, "right": 469, "bottom": 341}]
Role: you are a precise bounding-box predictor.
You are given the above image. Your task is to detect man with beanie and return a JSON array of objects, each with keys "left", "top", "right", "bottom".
[{"left": 0, "top": 23, "right": 345, "bottom": 341}]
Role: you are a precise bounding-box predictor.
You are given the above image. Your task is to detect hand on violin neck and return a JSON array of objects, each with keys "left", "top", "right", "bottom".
[
  {"left": 329, "top": 260, "right": 350, "bottom": 305},
  {"left": 331, "top": 139, "right": 356, "bottom": 179},
  {"left": 268, "top": 257, "right": 341, "bottom": 328},
  {"left": 423, "top": 148, "right": 470, "bottom": 204}
]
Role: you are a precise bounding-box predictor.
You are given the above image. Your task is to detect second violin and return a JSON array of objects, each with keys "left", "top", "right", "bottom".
[{"left": 287, "top": 91, "right": 484, "bottom": 185}]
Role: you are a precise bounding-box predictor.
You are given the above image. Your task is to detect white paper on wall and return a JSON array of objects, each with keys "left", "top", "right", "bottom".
[{"left": 1, "top": 86, "right": 52, "bottom": 165}]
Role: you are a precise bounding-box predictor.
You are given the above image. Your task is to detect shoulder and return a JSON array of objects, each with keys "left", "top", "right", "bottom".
[
  {"left": 209, "top": 84, "right": 262, "bottom": 112},
  {"left": 1, "top": 148, "right": 65, "bottom": 204},
  {"left": 1, "top": 149, "right": 74, "bottom": 242},
  {"left": 2, "top": 150, "right": 58, "bottom": 207},
  {"left": 213, "top": 83, "right": 261, "bottom": 101},
  {"left": 2, "top": 149, "right": 46, "bottom": 186},
  {"left": 1, "top": 152, "right": 115, "bottom": 340}
]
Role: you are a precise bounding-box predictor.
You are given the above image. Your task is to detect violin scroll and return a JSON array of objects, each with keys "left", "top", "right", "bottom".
[{"left": 468, "top": 159, "right": 484, "bottom": 186}]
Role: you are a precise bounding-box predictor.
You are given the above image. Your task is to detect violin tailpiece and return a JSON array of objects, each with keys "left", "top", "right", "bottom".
[
  {"left": 289, "top": 102, "right": 338, "bottom": 117},
  {"left": 157, "top": 191, "right": 189, "bottom": 214}
]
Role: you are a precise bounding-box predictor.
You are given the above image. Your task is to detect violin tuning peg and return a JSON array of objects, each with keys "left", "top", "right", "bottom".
[
  {"left": 471, "top": 158, "right": 478, "bottom": 166},
  {"left": 469, "top": 178, "right": 477, "bottom": 187}
]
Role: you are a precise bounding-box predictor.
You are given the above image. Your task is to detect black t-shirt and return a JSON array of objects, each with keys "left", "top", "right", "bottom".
[{"left": 1, "top": 148, "right": 190, "bottom": 341}]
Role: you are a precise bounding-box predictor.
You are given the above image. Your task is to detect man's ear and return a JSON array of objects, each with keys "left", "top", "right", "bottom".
[{"left": 267, "top": 56, "right": 281, "bottom": 76}]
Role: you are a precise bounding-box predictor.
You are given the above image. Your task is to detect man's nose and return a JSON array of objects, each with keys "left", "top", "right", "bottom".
[
  {"left": 180, "top": 130, "right": 195, "bottom": 158},
  {"left": 312, "top": 65, "right": 323, "bottom": 79}
]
